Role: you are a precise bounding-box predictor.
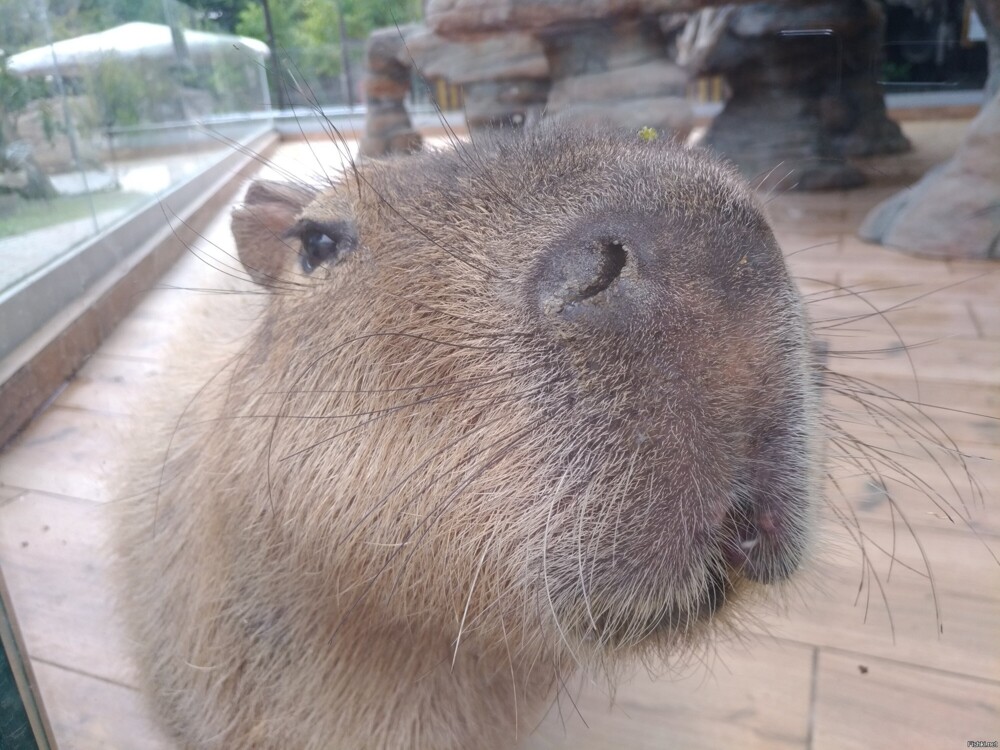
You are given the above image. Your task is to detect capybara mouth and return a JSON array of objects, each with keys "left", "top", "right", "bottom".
[
  {"left": 720, "top": 422, "right": 813, "bottom": 585},
  {"left": 561, "top": 422, "right": 814, "bottom": 648},
  {"left": 583, "top": 500, "right": 804, "bottom": 647},
  {"left": 719, "top": 493, "right": 803, "bottom": 584},
  {"left": 650, "top": 564, "right": 732, "bottom": 630},
  {"left": 586, "top": 565, "right": 733, "bottom": 646}
]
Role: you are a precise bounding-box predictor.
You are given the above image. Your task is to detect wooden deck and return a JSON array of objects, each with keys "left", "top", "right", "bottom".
[{"left": 0, "top": 122, "right": 997, "bottom": 749}]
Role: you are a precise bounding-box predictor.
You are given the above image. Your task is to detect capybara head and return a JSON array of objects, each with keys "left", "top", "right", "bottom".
[{"left": 227, "top": 124, "right": 821, "bottom": 666}]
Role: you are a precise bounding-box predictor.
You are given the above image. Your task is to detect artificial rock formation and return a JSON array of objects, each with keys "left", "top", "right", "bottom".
[
  {"left": 362, "top": 26, "right": 423, "bottom": 158},
  {"left": 367, "top": 0, "right": 908, "bottom": 183},
  {"left": 538, "top": 14, "right": 692, "bottom": 135},
  {"left": 860, "top": 0, "right": 1000, "bottom": 259},
  {"left": 427, "top": 0, "right": 694, "bottom": 138},
  {"left": 361, "top": 26, "right": 549, "bottom": 154},
  {"left": 404, "top": 28, "right": 550, "bottom": 130},
  {"left": 425, "top": 0, "right": 763, "bottom": 34},
  {"left": 683, "top": 0, "right": 909, "bottom": 191}
]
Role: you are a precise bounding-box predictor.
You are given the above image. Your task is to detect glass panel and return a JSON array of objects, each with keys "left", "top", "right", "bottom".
[{"left": 0, "top": 0, "right": 272, "bottom": 297}]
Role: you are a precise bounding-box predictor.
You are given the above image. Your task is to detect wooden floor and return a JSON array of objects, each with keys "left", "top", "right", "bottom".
[{"left": 0, "top": 122, "right": 997, "bottom": 749}]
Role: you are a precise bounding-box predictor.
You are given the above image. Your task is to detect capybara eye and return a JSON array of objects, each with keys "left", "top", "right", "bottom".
[
  {"left": 301, "top": 230, "right": 338, "bottom": 273},
  {"left": 287, "top": 219, "right": 358, "bottom": 274}
]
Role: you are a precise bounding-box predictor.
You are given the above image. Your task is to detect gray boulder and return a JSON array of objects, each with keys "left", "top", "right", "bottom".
[{"left": 859, "top": 0, "right": 1000, "bottom": 258}]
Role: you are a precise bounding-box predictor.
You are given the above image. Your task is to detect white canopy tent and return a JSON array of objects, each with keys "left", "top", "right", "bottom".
[{"left": 7, "top": 22, "right": 270, "bottom": 78}]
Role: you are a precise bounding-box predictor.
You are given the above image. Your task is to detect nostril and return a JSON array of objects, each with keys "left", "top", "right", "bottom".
[
  {"left": 564, "top": 240, "right": 627, "bottom": 307},
  {"left": 580, "top": 240, "right": 627, "bottom": 301},
  {"left": 536, "top": 227, "right": 636, "bottom": 318}
]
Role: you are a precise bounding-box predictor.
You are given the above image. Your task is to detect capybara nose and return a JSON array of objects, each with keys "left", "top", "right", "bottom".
[{"left": 534, "top": 219, "right": 636, "bottom": 321}]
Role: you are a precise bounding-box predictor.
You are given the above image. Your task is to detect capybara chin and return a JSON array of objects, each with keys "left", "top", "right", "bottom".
[{"left": 114, "top": 124, "right": 822, "bottom": 750}]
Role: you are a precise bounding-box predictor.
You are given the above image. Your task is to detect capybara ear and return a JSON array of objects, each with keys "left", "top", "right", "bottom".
[{"left": 231, "top": 180, "right": 317, "bottom": 286}]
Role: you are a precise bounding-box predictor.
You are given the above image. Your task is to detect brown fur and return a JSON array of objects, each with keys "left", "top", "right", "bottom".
[{"left": 115, "top": 125, "right": 823, "bottom": 749}]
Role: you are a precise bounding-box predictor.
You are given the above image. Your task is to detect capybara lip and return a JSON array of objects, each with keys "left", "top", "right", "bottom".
[
  {"left": 584, "top": 565, "right": 733, "bottom": 646},
  {"left": 656, "top": 565, "right": 731, "bottom": 630},
  {"left": 721, "top": 494, "right": 804, "bottom": 584},
  {"left": 537, "top": 415, "right": 815, "bottom": 646},
  {"left": 695, "top": 500, "right": 803, "bottom": 593},
  {"left": 720, "top": 422, "right": 814, "bottom": 584}
]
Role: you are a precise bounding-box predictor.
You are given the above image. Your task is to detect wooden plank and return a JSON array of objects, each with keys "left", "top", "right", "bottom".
[
  {"left": 752, "top": 519, "right": 1000, "bottom": 681},
  {"left": 812, "top": 650, "right": 1000, "bottom": 750},
  {"left": 820, "top": 372, "right": 999, "bottom": 451},
  {"left": 31, "top": 661, "right": 171, "bottom": 750},
  {"left": 0, "top": 408, "right": 129, "bottom": 502},
  {"left": 827, "top": 257, "right": 1000, "bottom": 307},
  {"left": 58, "top": 355, "right": 171, "bottom": 417},
  {"left": 809, "top": 297, "right": 982, "bottom": 340},
  {"left": 823, "top": 335, "right": 1000, "bottom": 386},
  {"left": 95, "top": 316, "right": 183, "bottom": 363},
  {"left": 824, "top": 473, "right": 999, "bottom": 538},
  {"left": 0, "top": 493, "right": 137, "bottom": 687},
  {"left": 968, "top": 298, "right": 1000, "bottom": 339},
  {"left": 776, "top": 233, "right": 843, "bottom": 258},
  {"left": 969, "top": 300, "right": 1000, "bottom": 339},
  {"left": 526, "top": 640, "right": 813, "bottom": 750},
  {"left": 820, "top": 378, "right": 998, "bottom": 535}
]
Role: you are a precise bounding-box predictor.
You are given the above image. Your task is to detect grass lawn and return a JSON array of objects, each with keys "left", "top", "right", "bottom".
[{"left": 0, "top": 191, "right": 147, "bottom": 238}]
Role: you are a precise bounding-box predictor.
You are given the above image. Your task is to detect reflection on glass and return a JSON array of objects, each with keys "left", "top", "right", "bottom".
[{"left": 0, "top": 0, "right": 271, "bottom": 295}]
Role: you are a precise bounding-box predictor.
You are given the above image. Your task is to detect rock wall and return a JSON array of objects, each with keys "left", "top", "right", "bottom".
[
  {"left": 364, "top": 0, "right": 910, "bottom": 190},
  {"left": 683, "top": 0, "right": 909, "bottom": 190},
  {"left": 539, "top": 15, "right": 691, "bottom": 136},
  {"left": 404, "top": 28, "right": 550, "bottom": 130},
  {"left": 860, "top": 0, "right": 1000, "bottom": 259},
  {"left": 361, "top": 27, "right": 423, "bottom": 158}
]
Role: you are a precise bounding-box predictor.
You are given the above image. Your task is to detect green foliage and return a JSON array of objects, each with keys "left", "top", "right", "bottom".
[
  {"left": 184, "top": 0, "right": 253, "bottom": 33},
  {"left": 0, "top": 0, "right": 424, "bottom": 119},
  {"left": 0, "top": 0, "right": 204, "bottom": 55},
  {"left": 39, "top": 101, "right": 57, "bottom": 144},
  {"left": 0, "top": 57, "right": 31, "bottom": 150},
  {"left": 0, "top": 190, "right": 144, "bottom": 237},
  {"left": 30, "top": 0, "right": 167, "bottom": 45},
  {"left": 85, "top": 55, "right": 146, "bottom": 127},
  {"left": 0, "top": 63, "right": 30, "bottom": 120},
  {"left": 339, "top": 0, "right": 423, "bottom": 39},
  {"left": 83, "top": 54, "right": 175, "bottom": 128},
  {"left": 208, "top": 49, "right": 258, "bottom": 111},
  {"left": 236, "top": 0, "right": 420, "bottom": 86},
  {"left": 299, "top": 0, "right": 347, "bottom": 80},
  {"left": 881, "top": 61, "right": 913, "bottom": 83},
  {"left": 0, "top": 0, "right": 39, "bottom": 53},
  {"left": 236, "top": 1, "right": 306, "bottom": 58}
]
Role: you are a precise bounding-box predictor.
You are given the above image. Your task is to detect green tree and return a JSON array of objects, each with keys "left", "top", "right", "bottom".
[
  {"left": 0, "top": 0, "right": 203, "bottom": 56},
  {"left": 184, "top": 0, "right": 256, "bottom": 33},
  {"left": 85, "top": 54, "right": 146, "bottom": 128},
  {"left": 236, "top": 0, "right": 420, "bottom": 89},
  {"left": 0, "top": 57, "right": 30, "bottom": 150},
  {"left": 82, "top": 53, "right": 178, "bottom": 129},
  {"left": 0, "top": 0, "right": 41, "bottom": 54},
  {"left": 0, "top": 55, "right": 56, "bottom": 200},
  {"left": 46, "top": 0, "right": 167, "bottom": 41},
  {"left": 337, "top": 0, "right": 423, "bottom": 39}
]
